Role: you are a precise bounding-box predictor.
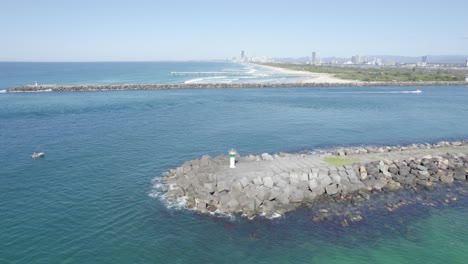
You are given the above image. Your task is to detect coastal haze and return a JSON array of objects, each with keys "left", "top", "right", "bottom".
[{"left": 1, "top": 1, "right": 468, "bottom": 264}]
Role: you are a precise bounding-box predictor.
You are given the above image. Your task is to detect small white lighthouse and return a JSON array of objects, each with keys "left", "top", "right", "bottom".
[
  {"left": 229, "top": 149, "right": 236, "bottom": 168},
  {"left": 35, "top": 81, "right": 38, "bottom": 87}
]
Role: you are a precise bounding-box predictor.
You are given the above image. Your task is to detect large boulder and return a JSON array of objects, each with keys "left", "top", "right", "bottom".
[
  {"left": 239, "top": 177, "right": 250, "bottom": 188},
  {"left": 399, "top": 165, "right": 411, "bottom": 176},
  {"left": 268, "top": 187, "right": 281, "bottom": 200},
  {"left": 263, "top": 176, "right": 274, "bottom": 188},
  {"left": 453, "top": 169, "right": 467, "bottom": 180},
  {"left": 217, "top": 181, "right": 230, "bottom": 192},
  {"left": 255, "top": 186, "right": 271, "bottom": 201},
  {"left": 417, "top": 170, "right": 430, "bottom": 180},
  {"left": 325, "top": 184, "right": 339, "bottom": 195},
  {"left": 330, "top": 173, "right": 341, "bottom": 184},
  {"left": 203, "top": 183, "right": 216, "bottom": 193},
  {"left": 440, "top": 173, "right": 454, "bottom": 183},
  {"left": 299, "top": 173, "right": 309, "bottom": 182},
  {"left": 253, "top": 176, "right": 263, "bottom": 186},
  {"left": 308, "top": 179, "right": 319, "bottom": 190},
  {"left": 318, "top": 175, "right": 332, "bottom": 187},
  {"left": 231, "top": 181, "right": 243, "bottom": 192},
  {"left": 261, "top": 153, "right": 273, "bottom": 161},
  {"left": 276, "top": 179, "right": 288, "bottom": 188},
  {"left": 290, "top": 189, "right": 304, "bottom": 203}
]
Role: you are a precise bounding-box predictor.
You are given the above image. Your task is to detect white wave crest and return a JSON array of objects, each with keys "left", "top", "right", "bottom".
[{"left": 184, "top": 78, "right": 204, "bottom": 84}]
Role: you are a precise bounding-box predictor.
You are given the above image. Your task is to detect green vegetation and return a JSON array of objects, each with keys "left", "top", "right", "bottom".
[
  {"left": 262, "top": 63, "right": 468, "bottom": 82},
  {"left": 324, "top": 157, "right": 360, "bottom": 166}
]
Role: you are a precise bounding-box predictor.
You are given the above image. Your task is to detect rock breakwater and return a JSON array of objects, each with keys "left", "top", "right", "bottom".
[
  {"left": 158, "top": 141, "right": 468, "bottom": 218},
  {"left": 8, "top": 81, "right": 468, "bottom": 92}
]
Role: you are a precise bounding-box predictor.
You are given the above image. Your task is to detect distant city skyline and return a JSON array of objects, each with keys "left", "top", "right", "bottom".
[{"left": 1, "top": 0, "right": 468, "bottom": 61}]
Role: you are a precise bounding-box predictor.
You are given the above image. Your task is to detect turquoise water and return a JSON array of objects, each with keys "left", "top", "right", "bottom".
[
  {"left": 0, "top": 62, "right": 304, "bottom": 89},
  {"left": 1, "top": 63, "right": 468, "bottom": 263}
]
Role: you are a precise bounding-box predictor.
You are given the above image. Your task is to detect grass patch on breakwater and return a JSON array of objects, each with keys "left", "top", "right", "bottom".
[{"left": 324, "top": 157, "right": 360, "bottom": 166}]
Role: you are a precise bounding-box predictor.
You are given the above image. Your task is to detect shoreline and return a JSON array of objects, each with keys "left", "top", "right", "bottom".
[
  {"left": 158, "top": 141, "right": 468, "bottom": 220},
  {"left": 6, "top": 81, "right": 468, "bottom": 92},
  {"left": 252, "top": 63, "right": 360, "bottom": 84}
]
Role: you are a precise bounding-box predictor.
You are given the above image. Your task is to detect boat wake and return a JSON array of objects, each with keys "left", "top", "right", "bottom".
[{"left": 339, "top": 90, "right": 422, "bottom": 94}]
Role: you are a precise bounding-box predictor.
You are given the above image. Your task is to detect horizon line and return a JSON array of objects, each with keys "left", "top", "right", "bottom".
[{"left": 1, "top": 54, "right": 467, "bottom": 63}]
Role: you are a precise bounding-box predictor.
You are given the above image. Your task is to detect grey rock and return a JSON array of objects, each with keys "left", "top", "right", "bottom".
[
  {"left": 182, "top": 161, "right": 192, "bottom": 173},
  {"left": 231, "top": 181, "right": 243, "bottom": 192},
  {"left": 453, "top": 169, "right": 466, "bottom": 180},
  {"left": 338, "top": 170, "right": 348, "bottom": 177},
  {"left": 276, "top": 193, "right": 290, "bottom": 205},
  {"left": 227, "top": 199, "right": 240, "bottom": 210},
  {"left": 308, "top": 172, "right": 318, "bottom": 180},
  {"left": 204, "top": 183, "right": 216, "bottom": 193},
  {"left": 417, "top": 170, "right": 429, "bottom": 180},
  {"left": 440, "top": 174, "right": 454, "bottom": 183},
  {"left": 268, "top": 187, "right": 281, "bottom": 200},
  {"left": 176, "top": 166, "right": 183, "bottom": 175},
  {"left": 263, "top": 176, "right": 274, "bottom": 188},
  {"left": 319, "top": 175, "right": 332, "bottom": 187},
  {"left": 290, "top": 189, "right": 304, "bottom": 203},
  {"left": 417, "top": 165, "right": 428, "bottom": 171},
  {"left": 253, "top": 176, "right": 263, "bottom": 186},
  {"left": 299, "top": 173, "right": 309, "bottom": 182},
  {"left": 318, "top": 171, "right": 329, "bottom": 179},
  {"left": 325, "top": 184, "right": 339, "bottom": 195},
  {"left": 308, "top": 179, "right": 319, "bottom": 190},
  {"left": 261, "top": 153, "right": 273, "bottom": 161},
  {"left": 255, "top": 186, "right": 271, "bottom": 201},
  {"left": 330, "top": 173, "right": 341, "bottom": 184},
  {"left": 289, "top": 172, "right": 299, "bottom": 181},
  {"left": 389, "top": 165, "right": 399, "bottom": 174},
  {"left": 217, "top": 181, "right": 230, "bottom": 193},
  {"left": 240, "top": 177, "right": 249, "bottom": 188},
  {"left": 399, "top": 166, "right": 411, "bottom": 176}
]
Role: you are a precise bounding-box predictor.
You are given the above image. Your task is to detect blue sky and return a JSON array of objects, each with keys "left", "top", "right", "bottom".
[{"left": 1, "top": 0, "right": 467, "bottom": 61}]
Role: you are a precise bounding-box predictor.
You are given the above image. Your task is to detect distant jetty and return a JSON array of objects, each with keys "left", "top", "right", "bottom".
[
  {"left": 158, "top": 141, "right": 468, "bottom": 219},
  {"left": 6, "top": 81, "right": 468, "bottom": 92}
]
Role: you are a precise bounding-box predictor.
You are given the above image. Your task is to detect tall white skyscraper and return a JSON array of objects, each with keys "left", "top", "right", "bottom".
[{"left": 352, "top": 55, "right": 361, "bottom": 64}]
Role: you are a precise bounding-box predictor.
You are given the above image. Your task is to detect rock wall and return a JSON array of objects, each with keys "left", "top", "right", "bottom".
[
  {"left": 8, "top": 81, "right": 468, "bottom": 92},
  {"left": 159, "top": 142, "right": 468, "bottom": 218}
]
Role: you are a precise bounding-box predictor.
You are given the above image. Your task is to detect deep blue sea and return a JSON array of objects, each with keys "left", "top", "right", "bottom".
[{"left": 1, "top": 62, "right": 467, "bottom": 263}]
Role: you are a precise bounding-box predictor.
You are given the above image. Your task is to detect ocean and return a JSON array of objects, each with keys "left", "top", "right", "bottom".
[
  {"left": 0, "top": 62, "right": 467, "bottom": 263},
  {"left": 0, "top": 61, "right": 305, "bottom": 90}
]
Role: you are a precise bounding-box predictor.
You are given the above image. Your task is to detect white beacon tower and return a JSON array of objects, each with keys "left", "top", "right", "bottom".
[{"left": 229, "top": 149, "right": 236, "bottom": 168}]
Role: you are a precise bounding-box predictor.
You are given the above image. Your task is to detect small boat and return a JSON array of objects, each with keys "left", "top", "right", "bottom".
[
  {"left": 415, "top": 89, "right": 422, "bottom": 93},
  {"left": 32, "top": 152, "right": 45, "bottom": 159}
]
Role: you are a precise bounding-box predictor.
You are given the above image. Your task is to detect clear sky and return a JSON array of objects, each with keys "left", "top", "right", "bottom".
[{"left": 1, "top": 0, "right": 467, "bottom": 61}]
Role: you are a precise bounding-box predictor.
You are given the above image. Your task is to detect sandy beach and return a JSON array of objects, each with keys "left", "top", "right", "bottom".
[{"left": 253, "top": 63, "right": 361, "bottom": 84}]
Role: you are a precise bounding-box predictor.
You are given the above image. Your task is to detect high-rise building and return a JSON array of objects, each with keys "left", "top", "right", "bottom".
[
  {"left": 311, "top": 52, "right": 316, "bottom": 65},
  {"left": 352, "top": 55, "right": 361, "bottom": 64},
  {"left": 421, "top": 56, "right": 427, "bottom": 67},
  {"left": 361, "top": 56, "right": 368, "bottom": 64},
  {"left": 465, "top": 59, "right": 468, "bottom": 67},
  {"left": 241, "top": 50, "right": 245, "bottom": 62}
]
